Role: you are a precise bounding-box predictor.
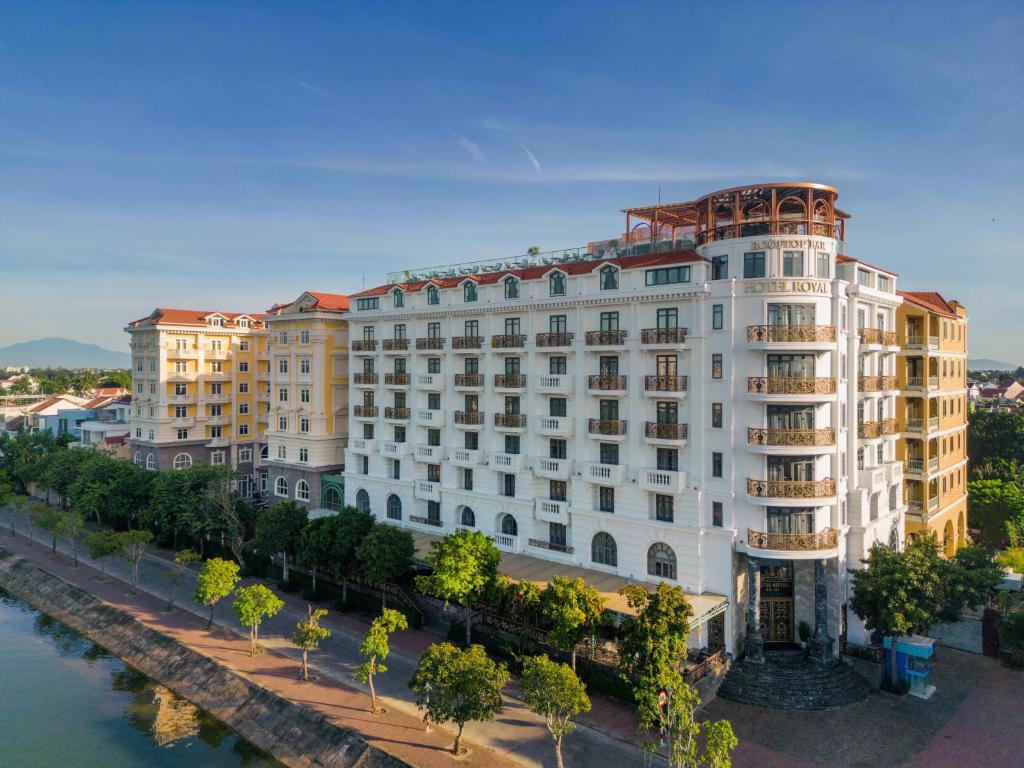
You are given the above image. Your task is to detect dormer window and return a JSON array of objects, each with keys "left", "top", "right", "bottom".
[
  {"left": 210, "top": 316, "right": 224, "bottom": 327},
  {"left": 238, "top": 318, "right": 249, "bottom": 328},
  {"left": 426, "top": 285, "right": 439, "bottom": 305},
  {"left": 599, "top": 264, "right": 619, "bottom": 290},
  {"left": 504, "top": 276, "right": 520, "bottom": 299},
  {"left": 549, "top": 271, "right": 566, "bottom": 296},
  {"left": 392, "top": 288, "right": 404, "bottom": 308},
  {"left": 464, "top": 282, "right": 478, "bottom": 302}
]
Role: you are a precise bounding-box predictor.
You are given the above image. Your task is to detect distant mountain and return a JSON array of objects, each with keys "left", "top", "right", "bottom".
[
  {"left": 0, "top": 337, "right": 129, "bottom": 369},
  {"left": 968, "top": 358, "right": 1021, "bottom": 372}
]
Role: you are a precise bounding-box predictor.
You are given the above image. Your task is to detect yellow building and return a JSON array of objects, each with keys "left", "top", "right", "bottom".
[
  {"left": 896, "top": 292, "right": 969, "bottom": 553},
  {"left": 261, "top": 292, "right": 350, "bottom": 513},
  {"left": 126, "top": 308, "right": 269, "bottom": 497}
]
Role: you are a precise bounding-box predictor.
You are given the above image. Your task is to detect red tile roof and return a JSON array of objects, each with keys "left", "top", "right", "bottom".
[
  {"left": 351, "top": 250, "right": 706, "bottom": 299},
  {"left": 4, "top": 415, "right": 25, "bottom": 431},
  {"left": 80, "top": 395, "right": 118, "bottom": 410},
  {"left": 898, "top": 291, "right": 959, "bottom": 317},
  {"left": 304, "top": 292, "right": 350, "bottom": 312},
  {"left": 28, "top": 396, "right": 64, "bottom": 413},
  {"left": 129, "top": 308, "right": 268, "bottom": 328}
]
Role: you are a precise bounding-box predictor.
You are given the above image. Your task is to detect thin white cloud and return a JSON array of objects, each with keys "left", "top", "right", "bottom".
[
  {"left": 522, "top": 145, "right": 541, "bottom": 172},
  {"left": 458, "top": 136, "right": 486, "bottom": 164},
  {"left": 288, "top": 79, "right": 331, "bottom": 98}
]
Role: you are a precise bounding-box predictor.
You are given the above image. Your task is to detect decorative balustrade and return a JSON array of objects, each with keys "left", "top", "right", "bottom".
[
  {"left": 354, "top": 405, "right": 378, "bottom": 418},
  {"left": 535, "top": 332, "right": 574, "bottom": 347},
  {"left": 645, "top": 375, "right": 688, "bottom": 392},
  {"left": 645, "top": 422, "right": 688, "bottom": 440},
  {"left": 494, "top": 413, "right": 527, "bottom": 429},
  {"left": 382, "top": 338, "right": 409, "bottom": 351},
  {"left": 351, "top": 340, "right": 377, "bottom": 352},
  {"left": 452, "top": 335, "right": 483, "bottom": 349},
  {"left": 353, "top": 372, "right": 378, "bottom": 385},
  {"left": 384, "top": 407, "right": 410, "bottom": 420},
  {"left": 641, "top": 327, "right": 688, "bottom": 344},
  {"left": 384, "top": 372, "right": 409, "bottom": 385},
  {"left": 746, "top": 477, "right": 837, "bottom": 498},
  {"left": 455, "top": 410, "right": 484, "bottom": 425},
  {"left": 586, "top": 330, "right": 627, "bottom": 346},
  {"left": 416, "top": 337, "right": 445, "bottom": 350},
  {"left": 858, "top": 421, "right": 882, "bottom": 439},
  {"left": 747, "top": 527, "right": 839, "bottom": 552},
  {"left": 859, "top": 376, "right": 882, "bottom": 392},
  {"left": 859, "top": 328, "right": 884, "bottom": 345},
  {"left": 588, "top": 374, "right": 627, "bottom": 390},
  {"left": 747, "top": 427, "right": 835, "bottom": 446},
  {"left": 454, "top": 373, "right": 483, "bottom": 387},
  {"left": 747, "top": 324, "right": 836, "bottom": 343},
  {"left": 881, "top": 376, "right": 899, "bottom": 390},
  {"left": 747, "top": 376, "right": 836, "bottom": 395},
  {"left": 409, "top": 515, "right": 442, "bottom": 528},
  {"left": 905, "top": 458, "right": 924, "bottom": 473},
  {"left": 528, "top": 539, "right": 574, "bottom": 555},
  {"left": 491, "top": 334, "right": 527, "bottom": 348},
  {"left": 905, "top": 417, "right": 924, "bottom": 431},
  {"left": 494, "top": 374, "right": 527, "bottom": 388},
  {"left": 881, "top": 418, "right": 899, "bottom": 435},
  {"left": 905, "top": 376, "right": 925, "bottom": 389},
  {"left": 588, "top": 418, "right": 627, "bottom": 436}
]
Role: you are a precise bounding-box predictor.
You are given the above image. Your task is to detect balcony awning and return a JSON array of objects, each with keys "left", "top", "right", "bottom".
[{"left": 409, "top": 530, "right": 727, "bottom": 624}]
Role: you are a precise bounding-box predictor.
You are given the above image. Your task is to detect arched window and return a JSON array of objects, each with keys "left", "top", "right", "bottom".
[
  {"left": 599, "top": 264, "right": 619, "bottom": 290},
  {"left": 647, "top": 542, "right": 676, "bottom": 580},
  {"left": 813, "top": 199, "right": 831, "bottom": 222},
  {"left": 500, "top": 514, "right": 518, "bottom": 536},
  {"left": 504, "top": 276, "right": 520, "bottom": 299},
  {"left": 133, "top": 451, "right": 143, "bottom": 466},
  {"left": 172, "top": 452, "right": 192, "bottom": 470},
  {"left": 460, "top": 506, "right": 476, "bottom": 527},
  {"left": 275, "top": 476, "right": 288, "bottom": 497},
  {"left": 296, "top": 479, "right": 310, "bottom": 502},
  {"left": 426, "top": 285, "right": 439, "bottom": 305},
  {"left": 464, "top": 282, "right": 477, "bottom": 302},
  {"left": 549, "top": 271, "right": 566, "bottom": 296},
  {"left": 323, "top": 486, "right": 343, "bottom": 512},
  {"left": 386, "top": 494, "right": 402, "bottom": 520},
  {"left": 260, "top": 444, "right": 269, "bottom": 459},
  {"left": 943, "top": 521, "right": 955, "bottom": 557},
  {"left": 392, "top": 288, "right": 404, "bottom": 308},
  {"left": 355, "top": 489, "right": 371, "bottom": 513},
  {"left": 145, "top": 454, "right": 157, "bottom": 470},
  {"left": 889, "top": 524, "right": 900, "bottom": 551},
  {"left": 592, "top": 532, "right": 617, "bottom": 567}
]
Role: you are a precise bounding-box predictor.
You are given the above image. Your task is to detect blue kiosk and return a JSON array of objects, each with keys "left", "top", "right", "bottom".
[{"left": 883, "top": 634, "right": 937, "bottom": 699}]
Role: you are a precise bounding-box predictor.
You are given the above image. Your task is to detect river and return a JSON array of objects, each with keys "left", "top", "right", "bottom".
[{"left": 0, "top": 587, "right": 281, "bottom": 767}]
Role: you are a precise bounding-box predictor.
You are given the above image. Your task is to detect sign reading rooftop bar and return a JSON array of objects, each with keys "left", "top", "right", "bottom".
[
  {"left": 749, "top": 238, "right": 831, "bottom": 251},
  {"left": 744, "top": 279, "right": 830, "bottom": 295}
]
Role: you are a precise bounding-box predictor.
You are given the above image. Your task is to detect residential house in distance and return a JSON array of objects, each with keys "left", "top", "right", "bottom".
[
  {"left": 43, "top": 393, "right": 125, "bottom": 441},
  {"left": 23, "top": 394, "right": 90, "bottom": 433},
  {"left": 896, "top": 291, "right": 969, "bottom": 553},
  {"left": 80, "top": 395, "right": 132, "bottom": 453}
]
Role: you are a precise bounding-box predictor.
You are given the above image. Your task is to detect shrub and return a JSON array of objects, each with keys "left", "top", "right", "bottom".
[{"left": 996, "top": 548, "right": 1024, "bottom": 573}]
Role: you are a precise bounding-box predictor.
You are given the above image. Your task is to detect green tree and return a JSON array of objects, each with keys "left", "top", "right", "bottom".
[
  {"left": 541, "top": 576, "right": 604, "bottom": 671},
  {"left": 194, "top": 557, "right": 241, "bottom": 628},
  {"left": 116, "top": 529, "right": 153, "bottom": 594},
  {"left": 353, "top": 608, "right": 409, "bottom": 714},
  {"left": 85, "top": 529, "right": 121, "bottom": 577},
  {"left": 164, "top": 548, "right": 201, "bottom": 611},
  {"left": 34, "top": 505, "right": 64, "bottom": 555},
  {"left": 647, "top": 669, "right": 738, "bottom": 768},
  {"left": 355, "top": 523, "right": 414, "bottom": 607},
  {"left": 943, "top": 543, "right": 1003, "bottom": 618},
  {"left": 57, "top": 510, "right": 85, "bottom": 567},
  {"left": 69, "top": 450, "right": 119, "bottom": 525},
  {"left": 416, "top": 529, "right": 499, "bottom": 646},
  {"left": 43, "top": 448, "right": 88, "bottom": 509},
  {"left": 206, "top": 473, "right": 255, "bottom": 570},
  {"left": 292, "top": 606, "right": 332, "bottom": 682},
  {"left": 232, "top": 584, "right": 285, "bottom": 656},
  {"left": 254, "top": 500, "right": 308, "bottom": 583},
  {"left": 409, "top": 643, "right": 509, "bottom": 755},
  {"left": 520, "top": 655, "right": 591, "bottom": 768},
  {"left": 967, "top": 479, "right": 1024, "bottom": 546},
  {"left": 298, "top": 516, "right": 336, "bottom": 595},
  {"left": 968, "top": 410, "right": 1024, "bottom": 467},
  {"left": 330, "top": 507, "right": 375, "bottom": 605}
]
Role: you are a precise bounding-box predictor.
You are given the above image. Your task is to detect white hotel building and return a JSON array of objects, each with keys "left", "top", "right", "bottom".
[{"left": 343, "top": 182, "right": 905, "bottom": 658}]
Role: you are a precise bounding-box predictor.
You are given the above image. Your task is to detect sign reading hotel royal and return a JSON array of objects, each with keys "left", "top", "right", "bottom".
[{"left": 744, "top": 279, "right": 830, "bottom": 295}]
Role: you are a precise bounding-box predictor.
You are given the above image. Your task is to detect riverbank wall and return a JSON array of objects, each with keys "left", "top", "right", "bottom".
[{"left": 0, "top": 548, "right": 408, "bottom": 768}]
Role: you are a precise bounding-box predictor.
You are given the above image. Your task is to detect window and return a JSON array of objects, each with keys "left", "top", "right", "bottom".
[
  {"left": 278, "top": 415, "right": 287, "bottom": 431},
  {"left": 656, "top": 308, "right": 677, "bottom": 329},
  {"left": 427, "top": 285, "right": 439, "bottom": 305},
  {"left": 211, "top": 316, "right": 224, "bottom": 327},
  {"left": 210, "top": 451, "right": 225, "bottom": 466},
  {"left": 427, "top": 321, "right": 441, "bottom": 339},
  {"left": 599, "top": 442, "right": 619, "bottom": 465},
  {"left": 300, "top": 417, "right": 310, "bottom": 433},
  {"left": 279, "top": 358, "right": 288, "bottom": 374},
  {"left": 300, "top": 358, "right": 311, "bottom": 374},
  {"left": 177, "top": 428, "right": 188, "bottom": 440},
  {"left": 146, "top": 454, "right": 157, "bottom": 470},
  {"left": 550, "top": 439, "right": 567, "bottom": 459},
  {"left": 549, "top": 314, "right": 567, "bottom": 333},
  {"left": 645, "top": 266, "right": 690, "bottom": 285},
  {"left": 647, "top": 543, "right": 676, "bottom": 579},
  {"left": 461, "top": 506, "right": 476, "bottom": 527},
  {"left": 655, "top": 494, "right": 674, "bottom": 522},
  {"left": 599, "top": 486, "right": 615, "bottom": 513},
  {"left": 173, "top": 453, "right": 192, "bottom": 470},
  {"left": 362, "top": 325, "right": 376, "bottom": 341},
  {"left": 463, "top": 468, "right": 474, "bottom": 491},
  {"left": 857, "top": 268, "right": 872, "bottom": 288},
  {"left": 599, "top": 264, "right": 619, "bottom": 290},
  {"left": 279, "top": 331, "right": 288, "bottom": 345},
  {"left": 279, "top": 387, "right": 288, "bottom": 402},
  {"left": 238, "top": 382, "right": 249, "bottom": 394},
  {"left": 504, "top": 276, "right": 520, "bottom": 299},
  {"left": 712, "top": 501, "right": 724, "bottom": 527},
  {"left": 133, "top": 451, "right": 142, "bottom": 466},
  {"left": 355, "top": 489, "right": 370, "bottom": 513},
  {"left": 549, "top": 271, "right": 566, "bottom": 295},
  {"left": 877, "top": 275, "right": 892, "bottom": 292},
  {"left": 743, "top": 252, "right": 766, "bottom": 278},
  {"left": 711, "top": 255, "right": 728, "bottom": 280},
  {"left": 550, "top": 356, "right": 567, "bottom": 375},
  {"left": 549, "top": 480, "right": 567, "bottom": 501},
  {"left": 464, "top": 282, "right": 477, "bottom": 302},
  {"left": 300, "top": 388, "right": 310, "bottom": 403},
  {"left": 712, "top": 452, "right": 723, "bottom": 478},
  {"left": 357, "top": 297, "right": 379, "bottom": 311},
  {"left": 394, "top": 323, "right": 406, "bottom": 340},
  {"left": 427, "top": 357, "right": 441, "bottom": 374},
  {"left": 549, "top": 522, "right": 567, "bottom": 547},
  {"left": 712, "top": 304, "right": 724, "bottom": 330},
  {"left": 500, "top": 515, "right": 518, "bottom": 536},
  {"left": 464, "top": 319, "right": 479, "bottom": 337},
  {"left": 300, "top": 329, "right": 310, "bottom": 344},
  {"left": 712, "top": 402, "right": 723, "bottom": 428},
  {"left": 239, "top": 447, "right": 252, "bottom": 462},
  {"left": 712, "top": 354, "right": 723, "bottom": 379},
  {"left": 278, "top": 445, "right": 286, "bottom": 459},
  {"left": 782, "top": 251, "right": 804, "bottom": 276},
  {"left": 502, "top": 473, "right": 516, "bottom": 498},
  {"left": 275, "top": 477, "right": 289, "bottom": 497},
  {"left": 504, "top": 317, "right": 521, "bottom": 335},
  {"left": 657, "top": 448, "right": 678, "bottom": 471},
  {"left": 392, "top": 288, "right": 404, "bottom": 307},
  {"left": 296, "top": 480, "right": 309, "bottom": 501},
  {"left": 238, "top": 361, "right": 249, "bottom": 373},
  {"left": 549, "top": 397, "right": 567, "bottom": 417},
  {"left": 816, "top": 252, "right": 830, "bottom": 278},
  {"left": 386, "top": 494, "right": 402, "bottom": 520},
  {"left": 599, "top": 311, "right": 619, "bottom": 331},
  {"left": 592, "top": 533, "right": 617, "bottom": 567}
]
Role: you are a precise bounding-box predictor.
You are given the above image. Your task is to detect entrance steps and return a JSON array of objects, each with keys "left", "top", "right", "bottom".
[{"left": 717, "top": 651, "right": 873, "bottom": 710}]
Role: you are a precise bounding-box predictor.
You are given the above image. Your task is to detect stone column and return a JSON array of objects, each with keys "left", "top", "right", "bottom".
[
  {"left": 746, "top": 557, "right": 764, "bottom": 664},
  {"left": 810, "top": 559, "right": 834, "bottom": 663}
]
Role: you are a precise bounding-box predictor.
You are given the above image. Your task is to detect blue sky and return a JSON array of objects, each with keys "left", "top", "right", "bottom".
[{"left": 1, "top": 1, "right": 1021, "bottom": 361}]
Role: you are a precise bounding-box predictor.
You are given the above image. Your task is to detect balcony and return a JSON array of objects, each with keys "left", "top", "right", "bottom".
[
  {"left": 905, "top": 417, "right": 925, "bottom": 432},
  {"left": 351, "top": 340, "right": 378, "bottom": 353},
  {"left": 171, "top": 417, "right": 195, "bottom": 428},
  {"left": 205, "top": 370, "right": 230, "bottom": 380},
  {"left": 928, "top": 376, "right": 939, "bottom": 389},
  {"left": 747, "top": 528, "right": 839, "bottom": 555},
  {"left": 534, "top": 498, "right": 569, "bottom": 524},
  {"left": 416, "top": 373, "right": 442, "bottom": 389},
  {"left": 449, "top": 447, "right": 481, "bottom": 467},
  {"left": 206, "top": 415, "right": 231, "bottom": 426},
  {"left": 859, "top": 376, "right": 897, "bottom": 392},
  {"left": 382, "top": 338, "right": 409, "bottom": 352},
  {"left": 489, "top": 451, "right": 525, "bottom": 471},
  {"left": 494, "top": 373, "right": 527, "bottom": 390},
  {"left": 491, "top": 334, "right": 527, "bottom": 349},
  {"left": 349, "top": 437, "right": 376, "bottom": 454},
  {"left": 416, "top": 337, "right": 445, "bottom": 351},
  {"left": 536, "top": 374, "right": 572, "bottom": 394},
  {"left": 384, "top": 407, "right": 410, "bottom": 422},
  {"left": 747, "top": 376, "right": 836, "bottom": 396},
  {"left": 747, "top": 427, "right": 835, "bottom": 447},
  {"left": 881, "top": 418, "right": 899, "bottom": 435},
  {"left": 585, "top": 330, "right": 626, "bottom": 346},
  {"left": 354, "top": 405, "right": 378, "bottom": 419},
  {"left": 905, "top": 458, "right": 925, "bottom": 475},
  {"left": 645, "top": 422, "right": 688, "bottom": 444},
  {"left": 588, "top": 418, "right": 627, "bottom": 438},
  {"left": 409, "top": 514, "right": 442, "bottom": 528},
  {"left": 454, "top": 373, "right": 484, "bottom": 389},
  {"left": 905, "top": 376, "right": 925, "bottom": 390},
  {"left": 168, "top": 371, "right": 198, "bottom": 382},
  {"left": 205, "top": 391, "right": 231, "bottom": 403},
  {"left": 414, "top": 479, "right": 440, "bottom": 502},
  {"left": 206, "top": 437, "right": 230, "bottom": 448},
  {"left": 588, "top": 374, "right": 627, "bottom": 394},
  {"left": 384, "top": 372, "right": 410, "bottom": 387},
  {"left": 639, "top": 468, "right": 687, "bottom": 494},
  {"left": 644, "top": 375, "right": 687, "bottom": 396},
  {"left": 528, "top": 538, "right": 574, "bottom": 555},
  {"left": 581, "top": 462, "right": 626, "bottom": 485},
  {"left": 452, "top": 336, "right": 483, "bottom": 351},
  {"left": 353, "top": 372, "right": 378, "bottom": 386},
  {"left": 381, "top": 440, "right": 409, "bottom": 458},
  {"left": 166, "top": 347, "right": 197, "bottom": 359},
  {"left": 168, "top": 394, "right": 195, "bottom": 405},
  {"left": 494, "top": 413, "right": 527, "bottom": 431},
  {"left": 858, "top": 421, "right": 883, "bottom": 439},
  {"left": 454, "top": 411, "right": 484, "bottom": 428},
  {"left": 415, "top": 409, "right": 445, "bottom": 427},
  {"left": 537, "top": 416, "right": 572, "bottom": 436},
  {"left": 534, "top": 456, "right": 573, "bottom": 480},
  {"left": 747, "top": 325, "right": 837, "bottom": 344},
  {"left": 535, "top": 332, "right": 574, "bottom": 348},
  {"left": 859, "top": 328, "right": 899, "bottom": 347},
  {"left": 256, "top": 390, "right": 270, "bottom": 402},
  {"left": 493, "top": 533, "right": 518, "bottom": 553},
  {"left": 746, "top": 478, "right": 837, "bottom": 500},
  {"left": 205, "top": 348, "right": 230, "bottom": 360},
  {"left": 257, "top": 371, "right": 271, "bottom": 382},
  {"left": 640, "top": 327, "right": 687, "bottom": 345}
]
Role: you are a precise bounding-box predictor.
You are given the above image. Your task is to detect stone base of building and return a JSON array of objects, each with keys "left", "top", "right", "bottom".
[{"left": 260, "top": 461, "right": 345, "bottom": 514}]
